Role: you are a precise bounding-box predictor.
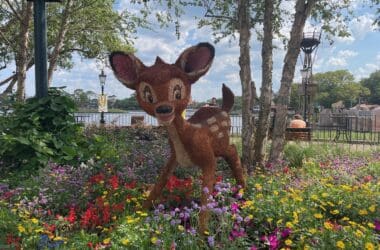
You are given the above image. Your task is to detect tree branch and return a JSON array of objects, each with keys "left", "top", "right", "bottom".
[
  {"left": 204, "top": 9, "right": 235, "bottom": 21},
  {"left": 4, "top": 0, "right": 23, "bottom": 22}
]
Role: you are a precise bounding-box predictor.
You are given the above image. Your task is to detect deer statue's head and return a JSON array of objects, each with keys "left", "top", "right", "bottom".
[{"left": 109, "top": 43, "right": 214, "bottom": 125}]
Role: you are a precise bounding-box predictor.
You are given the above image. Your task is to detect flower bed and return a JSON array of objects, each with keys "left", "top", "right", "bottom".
[
  {"left": 0, "top": 127, "right": 379, "bottom": 249},
  {"left": 1, "top": 152, "right": 379, "bottom": 249}
]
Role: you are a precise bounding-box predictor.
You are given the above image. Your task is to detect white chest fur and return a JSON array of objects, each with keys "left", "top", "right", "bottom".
[{"left": 168, "top": 128, "right": 194, "bottom": 167}]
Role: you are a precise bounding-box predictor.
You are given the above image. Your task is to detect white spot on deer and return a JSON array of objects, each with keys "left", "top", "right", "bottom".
[
  {"left": 191, "top": 123, "right": 202, "bottom": 129},
  {"left": 210, "top": 124, "right": 219, "bottom": 132},
  {"left": 207, "top": 116, "right": 217, "bottom": 124},
  {"left": 218, "top": 132, "right": 224, "bottom": 138},
  {"left": 220, "top": 111, "right": 228, "bottom": 117},
  {"left": 221, "top": 121, "right": 229, "bottom": 127}
]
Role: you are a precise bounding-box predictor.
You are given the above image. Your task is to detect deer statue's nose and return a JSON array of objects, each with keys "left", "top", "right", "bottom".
[{"left": 156, "top": 105, "right": 173, "bottom": 114}]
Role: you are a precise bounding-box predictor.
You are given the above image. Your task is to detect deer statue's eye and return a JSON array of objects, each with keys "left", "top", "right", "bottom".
[
  {"left": 139, "top": 82, "right": 156, "bottom": 104},
  {"left": 144, "top": 86, "right": 154, "bottom": 103},
  {"left": 174, "top": 85, "right": 182, "bottom": 100}
]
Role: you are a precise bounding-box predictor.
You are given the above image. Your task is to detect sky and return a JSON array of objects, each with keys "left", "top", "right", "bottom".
[{"left": 1, "top": 1, "right": 380, "bottom": 102}]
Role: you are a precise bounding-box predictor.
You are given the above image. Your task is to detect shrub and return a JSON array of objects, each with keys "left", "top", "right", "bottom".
[{"left": 0, "top": 88, "right": 104, "bottom": 174}]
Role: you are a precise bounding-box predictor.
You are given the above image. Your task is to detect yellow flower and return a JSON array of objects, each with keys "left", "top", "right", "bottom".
[
  {"left": 311, "top": 194, "right": 318, "bottom": 200},
  {"left": 121, "top": 238, "right": 130, "bottom": 246},
  {"left": 308, "top": 228, "right": 317, "bottom": 234},
  {"left": 342, "top": 217, "right": 350, "bottom": 221},
  {"left": 285, "top": 239, "right": 292, "bottom": 246},
  {"left": 273, "top": 191, "right": 279, "bottom": 196},
  {"left": 368, "top": 205, "right": 376, "bottom": 213},
  {"left": 304, "top": 245, "right": 311, "bottom": 250},
  {"left": 103, "top": 238, "right": 111, "bottom": 244},
  {"left": 151, "top": 237, "right": 158, "bottom": 244},
  {"left": 17, "top": 224, "right": 26, "bottom": 233},
  {"left": 267, "top": 218, "right": 273, "bottom": 223},
  {"left": 314, "top": 213, "right": 323, "bottom": 219},
  {"left": 367, "top": 222, "right": 375, "bottom": 229},
  {"left": 321, "top": 193, "right": 328, "bottom": 198},
  {"left": 31, "top": 218, "right": 39, "bottom": 224},
  {"left": 255, "top": 183, "right": 262, "bottom": 191},
  {"left": 330, "top": 209, "right": 339, "bottom": 215},
  {"left": 324, "top": 221, "right": 333, "bottom": 230},
  {"left": 204, "top": 230, "right": 209, "bottom": 235},
  {"left": 286, "top": 222, "right": 293, "bottom": 228},
  {"left": 365, "top": 242, "right": 374, "bottom": 250},
  {"left": 355, "top": 229, "right": 363, "bottom": 238},
  {"left": 336, "top": 240, "right": 345, "bottom": 249},
  {"left": 178, "top": 225, "right": 185, "bottom": 231},
  {"left": 359, "top": 209, "right": 368, "bottom": 215},
  {"left": 327, "top": 201, "right": 335, "bottom": 207}
]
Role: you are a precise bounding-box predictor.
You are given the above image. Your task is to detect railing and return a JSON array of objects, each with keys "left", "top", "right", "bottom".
[{"left": 74, "top": 112, "right": 380, "bottom": 145}]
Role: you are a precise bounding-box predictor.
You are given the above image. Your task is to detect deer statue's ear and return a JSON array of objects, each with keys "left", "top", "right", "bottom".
[
  {"left": 109, "top": 51, "right": 145, "bottom": 90},
  {"left": 175, "top": 42, "right": 215, "bottom": 83}
]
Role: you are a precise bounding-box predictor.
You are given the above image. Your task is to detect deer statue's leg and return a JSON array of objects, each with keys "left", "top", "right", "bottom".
[
  {"left": 142, "top": 153, "right": 177, "bottom": 209},
  {"left": 224, "top": 144, "right": 246, "bottom": 188},
  {"left": 198, "top": 158, "right": 216, "bottom": 234}
]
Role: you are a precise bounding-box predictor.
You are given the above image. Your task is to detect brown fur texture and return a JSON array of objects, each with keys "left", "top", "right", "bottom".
[{"left": 110, "top": 43, "right": 246, "bottom": 234}]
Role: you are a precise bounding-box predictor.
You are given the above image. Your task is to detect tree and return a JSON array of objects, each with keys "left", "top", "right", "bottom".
[
  {"left": 0, "top": 0, "right": 139, "bottom": 100},
  {"left": 269, "top": 0, "right": 353, "bottom": 162},
  {"left": 361, "top": 70, "right": 380, "bottom": 105},
  {"left": 269, "top": 0, "right": 317, "bottom": 162},
  {"left": 252, "top": 0, "right": 274, "bottom": 168},
  {"left": 313, "top": 70, "right": 369, "bottom": 108}
]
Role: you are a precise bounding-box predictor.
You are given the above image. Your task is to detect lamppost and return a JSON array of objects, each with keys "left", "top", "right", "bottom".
[
  {"left": 99, "top": 69, "right": 107, "bottom": 124},
  {"left": 300, "top": 67, "right": 312, "bottom": 126}
]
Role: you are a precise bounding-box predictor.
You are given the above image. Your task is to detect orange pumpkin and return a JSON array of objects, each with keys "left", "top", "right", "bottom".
[{"left": 289, "top": 119, "right": 306, "bottom": 128}]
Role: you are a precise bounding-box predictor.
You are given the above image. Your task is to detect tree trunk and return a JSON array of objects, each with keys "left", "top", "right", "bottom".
[
  {"left": 15, "top": 1, "right": 33, "bottom": 101},
  {"left": 238, "top": 0, "right": 255, "bottom": 171},
  {"left": 47, "top": 0, "right": 74, "bottom": 86},
  {"left": 252, "top": 0, "right": 274, "bottom": 168},
  {"left": 269, "top": 0, "right": 316, "bottom": 162}
]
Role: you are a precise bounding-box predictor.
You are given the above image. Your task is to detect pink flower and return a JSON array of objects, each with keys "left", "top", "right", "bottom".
[
  {"left": 262, "top": 233, "right": 280, "bottom": 250},
  {"left": 231, "top": 203, "right": 239, "bottom": 214}
]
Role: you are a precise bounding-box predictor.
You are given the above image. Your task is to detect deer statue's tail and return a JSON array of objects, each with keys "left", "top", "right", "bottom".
[{"left": 221, "top": 84, "right": 234, "bottom": 113}]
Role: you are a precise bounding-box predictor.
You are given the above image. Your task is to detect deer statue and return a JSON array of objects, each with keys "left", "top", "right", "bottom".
[{"left": 109, "top": 42, "right": 246, "bottom": 233}]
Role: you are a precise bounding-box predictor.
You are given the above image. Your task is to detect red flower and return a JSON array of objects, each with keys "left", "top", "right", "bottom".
[
  {"left": 65, "top": 207, "right": 76, "bottom": 224},
  {"left": 89, "top": 173, "right": 105, "bottom": 184},
  {"left": 6, "top": 234, "right": 21, "bottom": 249},
  {"left": 283, "top": 166, "right": 289, "bottom": 174},
  {"left": 125, "top": 180, "right": 136, "bottom": 189},
  {"left": 216, "top": 175, "right": 223, "bottom": 183},
  {"left": 109, "top": 175, "right": 119, "bottom": 190},
  {"left": 102, "top": 205, "right": 111, "bottom": 224}
]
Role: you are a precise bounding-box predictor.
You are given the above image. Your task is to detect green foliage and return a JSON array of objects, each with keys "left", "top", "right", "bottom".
[
  {"left": 284, "top": 142, "right": 316, "bottom": 168},
  {"left": 360, "top": 70, "right": 380, "bottom": 105},
  {"left": 313, "top": 70, "right": 370, "bottom": 108},
  {"left": 0, "top": 88, "right": 98, "bottom": 172}
]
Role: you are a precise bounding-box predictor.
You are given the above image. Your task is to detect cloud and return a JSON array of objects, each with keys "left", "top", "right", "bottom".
[
  {"left": 326, "top": 49, "right": 358, "bottom": 67},
  {"left": 355, "top": 63, "right": 380, "bottom": 80}
]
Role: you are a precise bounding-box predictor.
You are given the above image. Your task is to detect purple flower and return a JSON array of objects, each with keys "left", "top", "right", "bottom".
[
  {"left": 207, "top": 236, "right": 215, "bottom": 247},
  {"left": 374, "top": 219, "right": 380, "bottom": 231},
  {"left": 262, "top": 234, "right": 280, "bottom": 250},
  {"left": 281, "top": 227, "right": 292, "bottom": 238},
  {"left": 250, "top": 246, "right": 258, "bottom": 250},
  {"left": 203, "top": 187, "right": 209, "bottom": 194},
  {"left": 231, "top": 203, "right": 239, "bottom": 213}
]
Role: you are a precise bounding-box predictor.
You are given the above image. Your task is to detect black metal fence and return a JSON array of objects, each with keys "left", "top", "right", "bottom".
[{"left": 74, "top": 112, "right": 380, "bottom": 145}]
